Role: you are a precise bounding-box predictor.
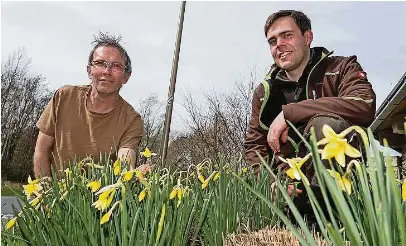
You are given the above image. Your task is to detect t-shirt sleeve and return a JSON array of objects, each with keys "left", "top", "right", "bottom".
[
  {"left": 36, "top": 89, "right": 60, "bottom": 137},
  {"left": 119, "top": 114, "right": 144, "bottom": 151}
]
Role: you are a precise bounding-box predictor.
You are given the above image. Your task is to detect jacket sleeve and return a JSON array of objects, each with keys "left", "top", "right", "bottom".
[
  {"left": 244, "top": 84, "right": 270, "bottom": 165},
  {"left": 282, "top": 55, "right": 376, "bottom": 127}
]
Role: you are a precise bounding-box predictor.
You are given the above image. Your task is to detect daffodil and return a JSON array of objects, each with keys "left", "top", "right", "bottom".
[
  {"left": 100, "top": 201, "right": 121, "bottom": 225},
  {"left": 169, "top": 188, "right": 178, "bottom": 200},
  {"left": 92, "top": 189, "right": 116, "bottom": 211},
  {"left": 197, "top": 171, "right": 205, "bottom": 184},
  {"left": 318, "top": 125, "right": 361, "bottom": 167},
  {"left": 121, "top": 170, "right": 134, "bottom": 181},
  {"left": 213, "top": 172, "right": 220, "bottom": 181},
  {"left": 86, "top": 180, "right": 101, "bottom": 192},
  {"left": 23, "top": 176, "right": 42, "bottom": 199},
  {"left": 100, "top": 210, "right": 112, "bottom": 225},
  {"left": 113, "top": 159, "right": 121, "bottom": 175},
  {"left": 140, "top": 147, "right": 157, "bottom": 158},
  {"left": 169, "top": 185, "right": 183, "bottom": 207},
  {"left": 327, "top": 169, "right": 352, "bottom": 195},
  {"left": 201, "top": 171, "right": 218, "bottom": 189},
  {"left": 402, "top": 179, "right": 406, "bottom": 201},
  {"left": 280, "top": 154, "right": 311, "bottom": 185},
  {"left": 30, "top": 196, "right": 41, "bottom": 207},
  {"left": 139, "top": 188, "right": 148, "bottom": 202},
  {"left": 6, "top": 217, "right": 17, "bottom": 230}
]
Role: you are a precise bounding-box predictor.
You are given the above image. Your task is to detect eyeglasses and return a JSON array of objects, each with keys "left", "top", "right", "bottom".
[{"left": 90, "top": 60, "right": 126, "bottom": 73}]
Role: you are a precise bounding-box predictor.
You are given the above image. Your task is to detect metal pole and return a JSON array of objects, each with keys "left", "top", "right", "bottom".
[{"left": 161, "top": 1, "right": 186, "bottom": 166}]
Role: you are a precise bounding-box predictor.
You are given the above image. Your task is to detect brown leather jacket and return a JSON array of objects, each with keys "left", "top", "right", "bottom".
[{"left": 244, "top": 47, "right": 376, "bottom": 164}]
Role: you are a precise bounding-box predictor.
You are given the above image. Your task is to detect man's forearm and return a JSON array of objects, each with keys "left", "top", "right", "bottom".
[{"left": 34, "top": 151, "right": 51, "bottom": 178}]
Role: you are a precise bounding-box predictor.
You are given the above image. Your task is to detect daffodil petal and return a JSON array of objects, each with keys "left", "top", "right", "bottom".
[
  {"left": 143, "top": 148, "right": 152, "bottom": 158},
  {"left": 285, "top": 168, "right": 295, "bottom": 179},
  {"left": 123, "top": 172, "right": 134, "bottom": 181},
  {"left": 401, "top": 180, "right": 406, "bottom": 201},
  {"left": 322, "top": 142, "right": 341, "bottom": 160},
  {"left": 177, "top": 188, "right": 183, "bottom": 200},
  {"left": 322, "top": 124, "right": 338, "bottom": 140},
  {"left": 202, "top": 181, "right": 209, "bottom": 189},
  {"left": 100, "top": 211, "right": 112, "bottom": 225},
  {"left": 293, "top": 169, "right": 301, "bottom": 181},
  {"left": 113, "top": 160, "right": 121, "bottom": 175},
  {"left": 198, "top": 173, "right": 205, "bottom": 183},
  {"left": 6, "top": 217, "right": 17, "bottom": 229},
  {"left": 342, "top": 177, "right": 352, "bottom": 195},
  {"left": 335, "top": 151, "right": 346, "bottom": 167},
  {"left": 169, "top": 189, "right": 177, "bottom": 200},
  {"left": 344, "top": 143, "right": 361, "bottom": 158},
  {"left": 139, "top": 189, "right": 146, "bottom": 202},
  {"left": 213, "top": 172, "right": 220, "bottom": 181}
]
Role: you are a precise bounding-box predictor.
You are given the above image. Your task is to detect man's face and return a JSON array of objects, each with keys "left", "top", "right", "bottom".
[
  {"left": 87, "top": 46, "right": 130, "bottom": 95},
  {"left": 266, "top": 16, "right": 313, "bottom": 71}
]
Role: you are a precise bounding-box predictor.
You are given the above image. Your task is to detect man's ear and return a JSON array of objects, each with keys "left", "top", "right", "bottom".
[
  {"left": 87, "top": 66, "right": 92, "bottom": 79},
  {"left": 304, "top": 30, "right": 313, "bottom": 46},
  {"left": 123, "top": 72, "right": 131, "bottom": 84}
]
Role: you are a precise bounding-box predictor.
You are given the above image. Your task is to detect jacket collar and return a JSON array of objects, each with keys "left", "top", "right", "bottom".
[{"left": 267, "top": 47, "right": 332, "bottom": 81}]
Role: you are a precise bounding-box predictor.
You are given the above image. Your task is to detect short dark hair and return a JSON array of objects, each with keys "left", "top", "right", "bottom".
[
  {"left": 264, "top": 10, "right": 311, "bottom": 37},
  {"left": 88, "top": 31, "right": 132, "bottom": 73}
]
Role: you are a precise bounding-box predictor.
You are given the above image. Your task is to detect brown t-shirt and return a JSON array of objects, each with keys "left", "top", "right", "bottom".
[{"left": 36, "top": 85, "right": 144, "bottom": 170}]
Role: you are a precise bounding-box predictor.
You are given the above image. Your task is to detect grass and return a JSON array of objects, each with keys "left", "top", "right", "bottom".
[{"left": 1, "top": 181, "right": 24, "bottom": 196}]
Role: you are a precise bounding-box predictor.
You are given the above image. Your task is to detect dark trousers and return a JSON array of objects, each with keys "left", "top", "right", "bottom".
[{"left": 276, "top": 113, "right": 358, "bottom": 228}]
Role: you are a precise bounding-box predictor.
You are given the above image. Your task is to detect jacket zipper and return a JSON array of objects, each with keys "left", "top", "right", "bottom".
[{"left": 305, "top": 50, "right": 334, "bottom": 99}]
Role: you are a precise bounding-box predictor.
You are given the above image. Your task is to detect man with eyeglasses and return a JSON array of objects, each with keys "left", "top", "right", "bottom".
[{"left": 34, "top": 32, "right": 144, "bottom": 177}]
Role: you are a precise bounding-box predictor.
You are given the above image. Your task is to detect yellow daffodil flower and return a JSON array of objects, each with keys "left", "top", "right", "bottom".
[
  {"left": 100, "top": 211, "right": 112, "bottom": 225},
  {"left": 92, "top": 189, "right": 116, "bottom": 211},
  {"left": 169, "top": 188, "right": 178, "bottom": 200},
  {"left": 213, "top": 172, "right": 220, "bottom": 182},
  {"left": 6, "top": 217, "right": 17, "bottom": 229},
  {"left": 23, "top": 176, "right": 42, "bottom": 199},
  {"left": 197, "top": 172, "right": 205, "bottom": 184},
  {"left": 100, "top": 201, "right": 121, "bottom": 225},
  {"left": 402, "top": 179, "right": 406, "bottom": 201},
  {"left": 30, "top": 196, "right": 41, "bottom": 207},
  {"left": 139, "top": 189, "right": 147, "bottom": 202},
  {"left": 140, "top": 147, "right": 157, "bottom": 158},
  {"left": 113, "top": 159, "right": 121, "bottom": 175},
  {"left": 169, "top": 185, "right": 184, "bottom": 207},
  {"left": 86, "top": 180, "right": 101, "bottom": 193},
  {"left": 280, "top": 154, "right": 311, "bottom": 185},
  {"left": 201, "top": 171, "right": 218, "bottom": 189},
  {"left": 327, "top": 170, "right": 352, "bottom": 195},
  {"left": 121, "top": 171, "right": 134, "bottom": 181},
  {"left": 318, "top": 125, "right": 361, "bottom": 167}
]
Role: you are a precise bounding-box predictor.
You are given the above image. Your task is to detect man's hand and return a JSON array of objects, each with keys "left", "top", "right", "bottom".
[
  {"left": 267, "top": 111, "right": 288, "bottom": 153},
  {"left": 287, "top": 184, "right": 303, "bottom": 197}
]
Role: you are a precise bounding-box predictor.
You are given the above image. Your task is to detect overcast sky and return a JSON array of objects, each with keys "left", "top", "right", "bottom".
[{"left": 2, "top": 1, "right": 406, "bottom": 132}]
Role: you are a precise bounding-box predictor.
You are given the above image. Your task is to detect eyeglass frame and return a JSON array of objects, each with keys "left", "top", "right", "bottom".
[{"left": 89, "top": 60, "right": 128, "bottom": 73}]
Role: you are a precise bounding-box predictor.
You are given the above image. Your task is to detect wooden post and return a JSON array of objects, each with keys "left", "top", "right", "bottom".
[{"left": 161, "top": 1, "right": 186, "bottom": 166}]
